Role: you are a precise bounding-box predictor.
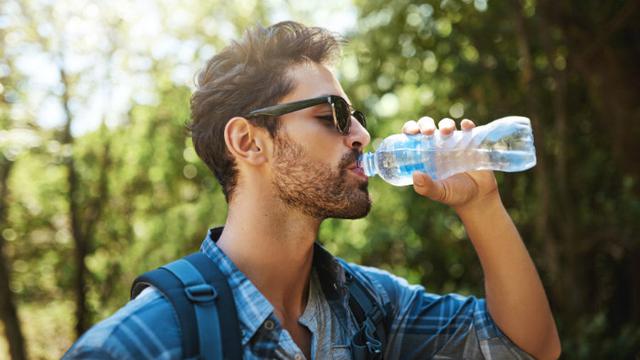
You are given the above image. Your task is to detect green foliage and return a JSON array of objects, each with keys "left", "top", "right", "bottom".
[{"left": 333, "top": 0, "right": 640, "bottom": 358}]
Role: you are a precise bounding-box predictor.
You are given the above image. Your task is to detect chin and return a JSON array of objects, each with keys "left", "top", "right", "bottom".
[
  {"left": 338, "top": 207, "right": 371, "bottom": 220},
  {"left": 331, "top": 192, "right": 372, "bottom": 220}
]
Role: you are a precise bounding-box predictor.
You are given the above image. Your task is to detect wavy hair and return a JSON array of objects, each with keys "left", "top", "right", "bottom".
[{"left": 188, "top": 21, "right": 341, "bottom": 202}]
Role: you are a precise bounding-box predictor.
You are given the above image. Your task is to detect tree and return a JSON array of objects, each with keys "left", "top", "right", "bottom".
[
  {"left": 0, "top": 14, "right": 30, "bottom": 360},
  {"left": 337, "top": 0, "right": 640, "bottom": 356}
]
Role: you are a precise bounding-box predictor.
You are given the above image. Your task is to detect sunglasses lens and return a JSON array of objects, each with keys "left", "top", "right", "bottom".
[
  {"left": 353, "top": 110, "right": 367, "bottom": 129},
  {"left": 332, "top": 97, "right": 351, "bottom": 134}
]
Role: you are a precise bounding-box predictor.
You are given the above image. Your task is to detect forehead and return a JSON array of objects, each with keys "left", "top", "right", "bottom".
[{"left": 280, "top": 62, "right": 349, "bottom": 103}]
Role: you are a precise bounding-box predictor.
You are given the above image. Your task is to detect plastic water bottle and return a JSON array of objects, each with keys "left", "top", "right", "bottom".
[{"left": 360, "top": 116, "right": 536, "bottom": 186}]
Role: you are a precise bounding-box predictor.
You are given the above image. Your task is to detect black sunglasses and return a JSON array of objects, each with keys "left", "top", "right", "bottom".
[{"left": 246, "top": 95, "right": 367, "bottom": 135}]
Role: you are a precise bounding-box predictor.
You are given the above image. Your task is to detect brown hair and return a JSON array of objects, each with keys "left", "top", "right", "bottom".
[{"left": 188, "top": 21, "right": 341, "bottom": 202}]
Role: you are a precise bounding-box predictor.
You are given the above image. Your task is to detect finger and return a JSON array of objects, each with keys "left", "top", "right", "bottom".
[
  {"left": 402, "top": 120, "right": 420, "bottom": 134},
  {"left": 460, "top": 118, "right": 475, "bottom": 132},
  {"left": 438, "top": 118, "right": 456, "bottom": 137},
  {"left": 412, "top": 171, "right": 446, "bottom": 201},
  {"left": 417, "top": 116, "right": 436, "bottom": 136}
]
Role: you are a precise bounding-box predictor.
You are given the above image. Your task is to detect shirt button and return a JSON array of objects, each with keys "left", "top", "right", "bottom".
[
  {"left": 294, "top": 353, "right": 304, "bottom": 360},
  {"left": 264, "top": 319, "right": 275, "bottom": 330}
]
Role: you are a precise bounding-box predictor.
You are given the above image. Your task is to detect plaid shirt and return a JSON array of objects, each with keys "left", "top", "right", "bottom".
[{"left": 63, "top": 228, "right": 533, "bottom": 359}]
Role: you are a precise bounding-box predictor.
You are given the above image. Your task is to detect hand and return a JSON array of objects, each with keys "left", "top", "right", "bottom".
[{"left": 402, "top": 116, "right": 499, "bottom": 211}]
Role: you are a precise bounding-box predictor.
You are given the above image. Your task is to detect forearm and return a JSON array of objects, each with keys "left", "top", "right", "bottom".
[{"left": 455, "top": 192, "right": 561, "bottom": 360}]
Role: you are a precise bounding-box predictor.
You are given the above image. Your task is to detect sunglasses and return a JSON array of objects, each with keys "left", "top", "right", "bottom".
[{"left": 246, "top": 95, "right": 367, "bottom": 135}]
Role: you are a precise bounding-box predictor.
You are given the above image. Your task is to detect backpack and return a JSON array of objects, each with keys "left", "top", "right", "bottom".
[{"left": 131, "top": 252, "right": 388, "bottom": 360}]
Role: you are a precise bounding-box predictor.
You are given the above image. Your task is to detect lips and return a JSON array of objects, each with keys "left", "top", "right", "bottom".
[
  {"left": 341, "top": 151, "right": 368, "bottom": 181},
  {"left": 351, "top": 167, "right": 366, "bottom": 177},
  {"left": 347, "top": 162, "right": 367, "bottom": 179}
]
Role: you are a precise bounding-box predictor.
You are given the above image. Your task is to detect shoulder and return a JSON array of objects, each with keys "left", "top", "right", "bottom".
[
  {"left": 343, "top": 262, "right": 534, "bottom": 358},
  {"left": 345, "top": 261, "right": 488, "bottom": 324},
  {"left": 345, "top": 261, "right": 484, "bottom": 307},
  {"left": 63, "top": 288, "right": 182, "bottom": 360}
]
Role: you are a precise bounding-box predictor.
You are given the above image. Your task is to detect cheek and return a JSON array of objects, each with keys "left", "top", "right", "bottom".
[
  {"left": 279, "top": 122, "right": 348, "bottom": 168},
  {"left": 312, "top": 145, "right": 344, "bottom": 169},
  {"left": 291, "top": 136, "right": 343, "bottom": 164}
]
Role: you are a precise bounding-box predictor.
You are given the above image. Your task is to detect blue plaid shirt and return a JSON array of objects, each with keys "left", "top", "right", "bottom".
[{"left": 64, "top": 228, "right": 533, "bottom": 359}]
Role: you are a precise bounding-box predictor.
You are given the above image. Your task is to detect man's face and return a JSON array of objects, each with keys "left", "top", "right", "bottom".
[{"left": 269, "top": 62, "right": 372, "bottom": 220}]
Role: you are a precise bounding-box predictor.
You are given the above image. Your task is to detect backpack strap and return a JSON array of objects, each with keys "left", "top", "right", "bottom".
[
  {"left": 162, "top": 256, "right": 222, "bottom": 360},
  {"left": 131, "top": 252, "right": 242, "bottom": 360},
  {"left": 338, "top": 259, "right": 388, "bottom": 360}
]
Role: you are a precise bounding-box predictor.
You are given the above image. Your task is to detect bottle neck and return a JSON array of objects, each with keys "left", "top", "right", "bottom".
[{"left": 361, "top": 152, "right": 377, "bottom": 177}]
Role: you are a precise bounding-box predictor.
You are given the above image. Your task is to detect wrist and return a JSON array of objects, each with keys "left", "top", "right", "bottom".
[{"left": 454, "top": 189, "right": 503, "bottom": 219}]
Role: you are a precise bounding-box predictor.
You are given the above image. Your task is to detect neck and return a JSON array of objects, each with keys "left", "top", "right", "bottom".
[{"left": 216, "top": 188, "right": 322, "bottom": 319}]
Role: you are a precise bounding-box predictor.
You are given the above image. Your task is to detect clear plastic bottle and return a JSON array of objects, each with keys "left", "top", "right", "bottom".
[{"left": 360, "top": 116, "right": 536, "bottom": 186}]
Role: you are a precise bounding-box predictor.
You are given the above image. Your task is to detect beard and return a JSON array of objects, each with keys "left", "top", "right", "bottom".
[{"left": 271, "top": 134, "right": 371, "bottom": 220}]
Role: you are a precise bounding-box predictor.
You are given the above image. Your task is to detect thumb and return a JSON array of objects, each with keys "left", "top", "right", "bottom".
[{"left": 412, "top": 172, "right": 445, "bottom": 201}]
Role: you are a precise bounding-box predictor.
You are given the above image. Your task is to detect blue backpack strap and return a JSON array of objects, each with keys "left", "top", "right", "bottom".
[
  {"left": 132, "top": 265, "right": 201, "bottom": 359},
  {"left": 163, "top": 257, "right": 222, "bottom": 360},
  {"left": 183, "top": 253, "right": 242, "bottom": 360},
  {"left": 338, "top": 259, "right": 388, "bottom": 360},
  {"left": 131, "top": 252, "right": 242, "bottom": 360}
]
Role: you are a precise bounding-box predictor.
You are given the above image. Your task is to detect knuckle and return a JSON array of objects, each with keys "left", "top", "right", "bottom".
[{"left": 440, "top": 183, "right": 450, "bottom": 202}]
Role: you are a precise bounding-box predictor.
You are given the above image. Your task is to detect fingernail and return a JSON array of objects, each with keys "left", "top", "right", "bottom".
[{"left": 413, "top": 173, "right": 425, "bottom": 186}]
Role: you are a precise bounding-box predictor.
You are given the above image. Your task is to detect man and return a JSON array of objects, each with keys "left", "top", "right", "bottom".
[{"left": 64, "top": 21, "right": 561, "bottom": 359}]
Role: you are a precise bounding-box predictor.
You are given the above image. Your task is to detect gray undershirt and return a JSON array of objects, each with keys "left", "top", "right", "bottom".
[{"left": 285, "top": 270, "right": 353, "bottom": 360}]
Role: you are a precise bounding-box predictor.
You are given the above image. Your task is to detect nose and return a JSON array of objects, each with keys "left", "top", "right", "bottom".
[{"left": 344, "top": 116, "right": 370, "bottom": 150}]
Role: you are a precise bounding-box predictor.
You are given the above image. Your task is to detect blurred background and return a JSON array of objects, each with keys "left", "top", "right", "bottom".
[{"left": 1, "top": 0, "right": 639, "bottom": 358}]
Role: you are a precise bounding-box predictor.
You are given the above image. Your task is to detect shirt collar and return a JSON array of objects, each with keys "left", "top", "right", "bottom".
[{"left": 199, "top": 227, "right": 348, "bottom": 345}]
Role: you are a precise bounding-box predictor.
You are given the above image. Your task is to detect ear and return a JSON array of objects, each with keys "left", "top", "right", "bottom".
[{"left": 224, "top": 117, "right": 270, "bottom": 166}]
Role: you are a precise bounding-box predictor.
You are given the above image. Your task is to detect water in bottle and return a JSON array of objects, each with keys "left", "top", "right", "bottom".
[{"left": 360, "top": 116, "right": 536, "bottom": 186}]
